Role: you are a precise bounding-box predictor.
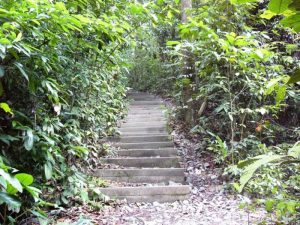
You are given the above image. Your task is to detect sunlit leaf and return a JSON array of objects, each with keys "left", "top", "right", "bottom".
[
  {"left": 287, "top": 69, "right": 300, "bottom": 84},
  {"left": 268, "top": 0, "right": 292, "bottom": 14},
  {"left": 15, "top": 173, "right": 34, "bottom": 186},
  {"left": 0, "top": 102, "right": 13, "bottom": 115}
]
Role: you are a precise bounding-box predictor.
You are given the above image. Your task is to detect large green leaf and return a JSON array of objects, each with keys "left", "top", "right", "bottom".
[
  {"left": 14, "top": 62, "right": 28, "bottom": 81},
  {"left": 230, "top": 0, "right": 259, "bottom": 4},
  {"left": 289, "top": 0, "right": 300, "bottom": 10},
  {"left": 0, "top": 102, "right": 13, "bottom": 114},
  {"left": 287, "top": 69, "right": 300, "bottom": 84},
  {"left": 0, "top": 134, "right": 18, "bottom": 145},
  {"left": 237, "top": 154, "right": 285, "bottom": 193},
  {"left": 281, "top": 13, "right": 300, "bottom": 31},
  {"left": 15, "top": 173, "right": 34, "bottom": 186},
  {"left": 268, "top": 0, "right": 292, "bottom": 14},
  {"left": 0, "top": 192, "right": 21, "bottom": 212},
  {"left": 288, "top": 144, "right": 300, "bottom": 159},
  {"left": 0, "top": 169, "right": 23, "bottom": 193},
  {"left": 25, "top": 186, "right": 41, "bottom": 202}
]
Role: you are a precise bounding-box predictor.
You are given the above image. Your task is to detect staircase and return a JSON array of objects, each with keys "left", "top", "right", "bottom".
[{"left": 95, "top": 92, "right": 190, "bottom": 203}]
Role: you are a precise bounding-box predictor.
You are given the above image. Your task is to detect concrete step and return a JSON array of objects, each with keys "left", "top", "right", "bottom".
[
  {"left": 129, "top": 104, "right": 163, "bottom": 107},
  {"left": 115, "top": 141, "right": 173, "bottom": 149},
  {"left": 117, "top": 148, "right": 177, "bottom": 157},
  {"left": 98, "top": 185, "right": 190, "bottom": 203},
  {"left": 119, "top": 126, "right": 167, "bottom": 133},
  {"left": 127, "top": 92, "right": 154, "bottom": 96},
  {"left": 120, "top": 122, "right": 167, "bottom": 128},
  {"left": 124, "top": 117, "right": 166, "bottom": 121},
  {"left": 111, "top": 135, "right": 171, "bottom": 143},
  {"left": 131, "top": 101, "right": 163, "bottom": 106},
  {"left": 128, "top": 97, "right": 158, "bottom": 101},
  {"left": 128, "top": 111, "right": 164, "bottom": 116},
  {"left": 121, "top": 132, "right": 169, "bottom": 137},
  {"left": 129, "top": 106, "right": 163, "bottom": 110},
  {"left": 128, "top": 109, "right": 163, "bottom": 114},
  {"left": 94, "top": 168, "right": 185, "bottom": 184},
  {"left": 101, "top": 157, "right": 180, "bottom": 168},
  {"left": 123, "top": 119, "right": 166, "bottom": 124}
]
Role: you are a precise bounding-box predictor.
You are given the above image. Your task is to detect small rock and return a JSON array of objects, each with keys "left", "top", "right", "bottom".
[
  {"left": 195, "top": 169, "right": 202, "bottom": 175},
  {"left": 199, "top": 187, "right": 205, "bottom": 192},
  {"left": 182, "top": 200, "right": 189, "bottom": 205},
  {"left": 187, "top": 166, "right": 193, "bottom": 172},
  {"left": 210, "top": 175, "right": 218, "bottom": 180},
  {"left": 153, "top": 201, "right": 160, "bottom": 207},
  {"left": 192, "top": 188, "right": 198, "bottom": 194},
  {"left": 186, "top": 177, "right": 192, "bottom": 184}
]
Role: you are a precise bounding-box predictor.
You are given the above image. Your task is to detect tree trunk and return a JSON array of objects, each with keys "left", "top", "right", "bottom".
[{"left": 181, "top": 0, "right": 195, "bottom": 127}]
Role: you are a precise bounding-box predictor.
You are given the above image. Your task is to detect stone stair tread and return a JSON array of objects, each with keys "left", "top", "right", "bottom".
[
  {"left": 98, "top": 185, "right": 190, "bottom": 202},
  {"left": 119, "top": 127, "right": 167, "bottom": 133},
  {"left": 101, "top": 157, "right": 181, "bottom": 168},
  {"left": 94, "top": 168, "right": 185, "bottom": 184},
  {"left": 117, "top": 148, "right": 177, "bottom": 157},
  {"left": 111, "top": 135, "right": 171, "bottom": 143},
  {"left": 131, "top": 101, "right": 164, "bottom": 105},
  {"left": 95, "top": 168, "right": 185, "bottom": 176},
  {"left": 120, "top": 122, "right": 167, "bottom": 128},
  {"left": 121, "top": 132, "right": 170, "bottom": 137},
  {"left": 114, "top": 141, "right": 174, "bottom": 149}
]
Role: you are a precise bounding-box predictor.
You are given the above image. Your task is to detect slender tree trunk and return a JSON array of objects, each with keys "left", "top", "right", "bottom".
[{"left": 181, "top": 0, "right": 195, "bottom": 127}]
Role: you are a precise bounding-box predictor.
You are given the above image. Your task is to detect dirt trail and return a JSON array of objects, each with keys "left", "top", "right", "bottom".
[{"left": 54, "top": 120, "right": 269, "bottom": 225}]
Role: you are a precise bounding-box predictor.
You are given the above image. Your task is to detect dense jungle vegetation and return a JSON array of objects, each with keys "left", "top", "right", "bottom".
[{"left": 0, "top": 0, "right": 299, "bottom": 224}]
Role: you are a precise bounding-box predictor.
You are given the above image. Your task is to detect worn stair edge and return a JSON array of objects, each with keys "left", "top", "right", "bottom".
[
  {"left": 128, "top": 107, "right": 164, "bottom": 111},
  {"left": 101, "top": 157, "right": 181, "bottom": 168},
  {"left": 119, "top": 126, "right": 167, "bottom": 133},
  {"left": 128, "top": 97, "right": 158, "bottom": 100},
  {"left": 127, "top": 94, "right": 157, "bottom": 98},
  {"left": 120, "top": 132, "right": 170, "bottom": 137},
  {"left": 124, "top": 118, "right": 166, "bottom": 122},
  {"left": 126, "top": 114, "right": 166, "bottom": 117},
  {"left": 128, "top": 110, "right": 164, "bottom": 114},
  {"left": 117, "top": 195, "right": 189, "bottom": 203},
  {"left": 110, "top": 135, "right": 171, "bottom": 143},
  {"left": 98, "top": 185, "right": 190, "bottom": 196},
  {"left": 102, "top": 176, "right": 185, "bottom": 184},
  {"left": 94, "top": 168, "right": 185, "bottom": 184},
  {"left": 106, "top": 134, "right": 172, "bottom": 143},
  {"left": 120, "top": 122, "right": 167, "bottom": 128},
  {"left": 129, "top": 104, "right": 164, "bottom": 107},
  {"left": 131, "top": 101, "right": 164, "bottom": 105},
  {"left": 127, "top": 113, "right": 165, "bottom": 117},
  {"left": 114, "top": 141, "right": 174, "bottom": 149},
  {"left": 128, "top": 109, "right": 164, "bottom": 115},
  {"left": 95, "top": 168, "right": 185, "bottom": 177},
  {"left": 117, "top": 148, "right": 177, "bottom": 157}
]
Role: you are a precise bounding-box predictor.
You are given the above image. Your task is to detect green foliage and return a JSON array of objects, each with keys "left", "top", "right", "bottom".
[
  {"left": 126, "top": 0, "right": 300, "bottom": 223},
  {"left": 0, "top": 156, "right": 41, "bottom": 216},
  {"left": 0, "top": 0, "right": 144, "bottom": 222}
]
